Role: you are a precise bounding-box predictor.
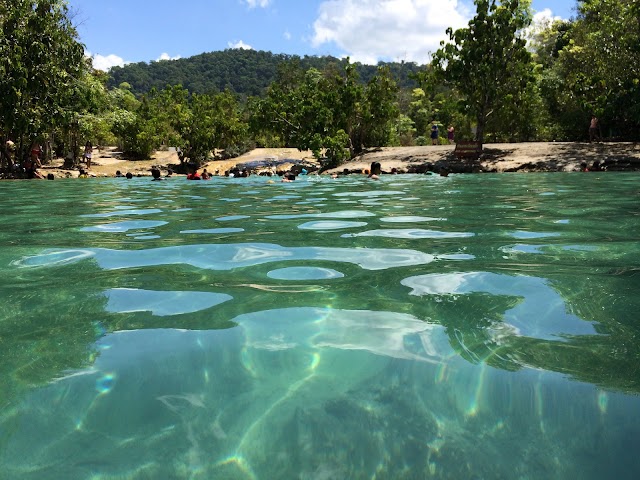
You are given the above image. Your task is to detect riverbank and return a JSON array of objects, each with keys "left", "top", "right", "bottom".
[
  {"left": 27, "top": 142, "right": 640, "bottom": 178},
  {"left": 335, "top": 142, "right": 640, "bottom": 174}
]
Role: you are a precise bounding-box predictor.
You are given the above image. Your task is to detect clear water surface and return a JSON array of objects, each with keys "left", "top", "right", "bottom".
[{"left": 1, "top": 173, "right": 639, "bottom": 479}]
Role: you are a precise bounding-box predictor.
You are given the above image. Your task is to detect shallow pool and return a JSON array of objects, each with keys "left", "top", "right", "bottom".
[{"left": 1, "top": 173, "right": 639, "bottom": 479}]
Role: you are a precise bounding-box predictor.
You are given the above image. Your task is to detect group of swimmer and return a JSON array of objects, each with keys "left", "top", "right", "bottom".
[
  {"left": 185, "top": 168, "right": 212, "bottom": 180},
  {"left": 110, "top": 168, "right": 172, "bottom": 180},
  {"left": 183, "top": 166, "right": 306, "bottom": 182},
  {"left": 580, "top": 160, "right": 605, "bottom": 172},
  {"left": 338, "top": 161, "right": 448, "bottom": 178}
]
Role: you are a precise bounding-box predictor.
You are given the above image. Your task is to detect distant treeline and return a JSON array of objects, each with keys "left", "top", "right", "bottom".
[{"left": 107, "top": 49, "right": 423, "bottom": 96}]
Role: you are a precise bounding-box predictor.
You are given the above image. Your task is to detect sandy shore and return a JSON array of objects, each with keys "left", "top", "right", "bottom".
[
  {"left": 37, "top": 147, "right": 317, "bottom": 178},
  {"left": 332, "top": 142, "right": 640, "bottom": 174},
  {"left": 36, "top": 142, "right": 640, "bottom": 178}
]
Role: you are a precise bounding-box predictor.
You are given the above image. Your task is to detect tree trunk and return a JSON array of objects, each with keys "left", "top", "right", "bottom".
[{"left": 475, "top": 112, "right": 485, "bottom": 145}]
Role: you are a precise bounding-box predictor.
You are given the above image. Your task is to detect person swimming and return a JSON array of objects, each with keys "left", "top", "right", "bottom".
[{"left": 368, "top": 162, "right": 382, "bottom": 179}]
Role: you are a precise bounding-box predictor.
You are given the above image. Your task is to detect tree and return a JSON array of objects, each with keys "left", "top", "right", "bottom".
[
  {"left": 250, "top": 64, "right": 345, "bottom": 163},
  {"left": 51, "top": 62, "right": 115, "bottom": 165},
  {"left": 207, "top": 90, "right": 251, "bottom": 159},
  {"left": 107, "top": 84, "right": 166, "bottom": 159},
  {"left": 528, "top": 19, "right": 581, "bottom": 140},
  {"left": 250, "top": 60, "right": 399, "bottom": 167},
  {"left": 141, "top": 86, "right": 251, "bottom": 167},
  {"left": 429, "top": 0, "right": 534, "bottom": 144},
  {"left": 356, "top": 65, "right": 400, "bottom": 151},
  {"left": 552, "top": 0, "right": 640, "bottom": 139},
  {"left": 0, "top": 0, "right": 85, "bottom": 162},
  {"left": 407, "top": 88, "right": 433, "bottom": 138}
]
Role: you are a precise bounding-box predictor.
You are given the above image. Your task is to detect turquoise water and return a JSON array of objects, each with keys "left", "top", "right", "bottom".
[{"left": 1, "top": 173, "right": 639, "bottom": 479}]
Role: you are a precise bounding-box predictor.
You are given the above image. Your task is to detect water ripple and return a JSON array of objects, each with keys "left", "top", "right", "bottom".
[
  {"left": 82, "top": 220, "right": 168, "bottom": 232},
  {"left": 267, "top": 267, "right": 344, "bottom": 280},
  {"left": 266, "top": 210, "right": 375, "bottom": 220},
  {"left": 299, "top": 221, "right": 368, "bottom": 231},
  {"left": 81, "top": 209, "right": 162, "bottom": 218},
  {"left": 343, "top": 229, "right": 474, "bottom": 239},
  {"left": 104, "top": 288, "right": 233, "bottom": 316},
  {"left": 16, "top": 243, "right": 435, "bottom": 271},
  {"left": 401, "top": 272, "right": 597, "bottom": 341}
]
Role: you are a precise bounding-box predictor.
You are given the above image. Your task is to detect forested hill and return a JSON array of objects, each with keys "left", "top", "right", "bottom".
[{"left": 107, "top": 49, "right": 423, "bottom": 96}]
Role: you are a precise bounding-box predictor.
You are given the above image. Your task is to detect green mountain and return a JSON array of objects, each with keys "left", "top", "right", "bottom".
[{"left": 107, "top": 49, "right": 423, "bottom": 96}]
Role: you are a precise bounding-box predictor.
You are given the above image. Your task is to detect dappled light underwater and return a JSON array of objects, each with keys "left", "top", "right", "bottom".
[{"left": 1, "top": 173, "right": 640, "bottom": 479}]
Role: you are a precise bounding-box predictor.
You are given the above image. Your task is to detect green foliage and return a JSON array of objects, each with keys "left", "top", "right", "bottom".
[
  {"left": 131, "top": 86, "right": 252, "bottom": 166},
  {"left": 359, "top": 66, "right": 400, "bottom": 150},
  {"left": 407, "top": 88, "right": 432, "bottom": 137},
  {"left": 549, "top": 0, "right": 640, "bottom": 138},
  {"left": 392, "top": 114, "right": 417, "bottom": 146},
  {"left": 250, "top": 60, "right": 399, "bottom": 166},
  {"left": 429, "top": 0, "right": 534, "bottom": 144},
  {"left": 107, "top": 49, "right": 422, "bottom": 97},
  {"left": 70, "top": 68, "right": 116, "bottom": 147},
  {"left": 0, "top": 0, "right": 85, "bottom": 160}
]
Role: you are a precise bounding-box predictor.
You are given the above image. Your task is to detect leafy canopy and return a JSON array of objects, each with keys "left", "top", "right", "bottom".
[
  {"left": 428, "top": 0, "right": 534, "bottom": 143},
  {"left": 0, "top": 0, "right": 84, "bottom": 158}
]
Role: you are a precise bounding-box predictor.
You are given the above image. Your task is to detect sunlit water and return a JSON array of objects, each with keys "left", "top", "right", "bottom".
[{"left": 1, "top": 173, "right": 639, "bottom": 479}]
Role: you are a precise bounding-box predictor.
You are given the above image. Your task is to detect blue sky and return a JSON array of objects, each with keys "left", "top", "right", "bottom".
[{"left": 68, "top": 0, "right": 577, "bottom": 71}]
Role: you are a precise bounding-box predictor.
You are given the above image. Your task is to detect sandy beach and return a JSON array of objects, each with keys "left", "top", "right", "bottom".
[{"left": 35, "top": 142, "right": 640, "bottom": 178}]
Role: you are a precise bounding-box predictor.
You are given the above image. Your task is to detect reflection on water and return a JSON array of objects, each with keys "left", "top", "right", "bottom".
[
  {"left": 402, "top": 271, "right": 597, "bottom": 340},
  {"left": 267, "top": 266, "right": 344, "bottom": 280},
  {"left": 1, "top": 173, "right": 640, "bottom": 479},
  {"left": 15, "top": 243, "right": 435, "bottom": 271},
  {"left": 104, "top": 288, "right": 233, "bottom": 316},
  {"left": 343, "top": 228, "right": 474, "bottom": 239}
]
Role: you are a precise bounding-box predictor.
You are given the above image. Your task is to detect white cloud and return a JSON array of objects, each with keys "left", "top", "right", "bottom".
[
  {"left": 157, "top": 52, "right": 182, "bottom": 61},
  {"left": 525, "top": 8, "right": 565, "bottom": 44},
  {"left": 312, "top": 0, "right": 472, "bottom": 64},
  {"left": 284, "top": 30, "right": 292, "bottom": 41},
  {"left": 228, "top": 40, "right": 254, "bottom": 50},
  {"left": 532, "top": 8, "right": 563, "bottom": 24},
  {"left": 88, "top": 52, "right": 127, "bottom": 71},
  {"left": 242, "top": 0, "right": 271, "bottom": 8},
  {"left": 530, "top": 8, "right": 564, "bottom": 32}
]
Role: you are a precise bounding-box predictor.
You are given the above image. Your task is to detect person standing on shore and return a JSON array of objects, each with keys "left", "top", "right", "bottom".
[
  {"left": 589, "top": 116, "right": 599, "bottom": 142},
  {"left": 83, "top": 141, "right": 93, "bottom": 168},
  {"left": 447, "top": 126, "right": 455, "bottom": 144},
  {"left": 430, "top": 122, "right": 439, "bottom": 145}
]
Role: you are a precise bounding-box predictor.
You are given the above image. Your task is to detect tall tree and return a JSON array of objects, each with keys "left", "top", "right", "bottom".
[
  {"left": 250, "top": 64, "right": 347, "bottom": 163},
  {"left": 528, "top": 19, "right": 581, "bottom": 140},
  {"left": 354, "top": 65, "right": 400, "bottom": 152},
  {"left": 554, "top": 0, "right": 640, "bottom": 138},
  {"left": 251, "top": 60, "right": 398, "bottom": 166},
  {"left": 0, "top": 0, "right": 85, "bottom": 161},
  {"left": 429, "top": 0, "right": 534, "bottom": 144}
]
